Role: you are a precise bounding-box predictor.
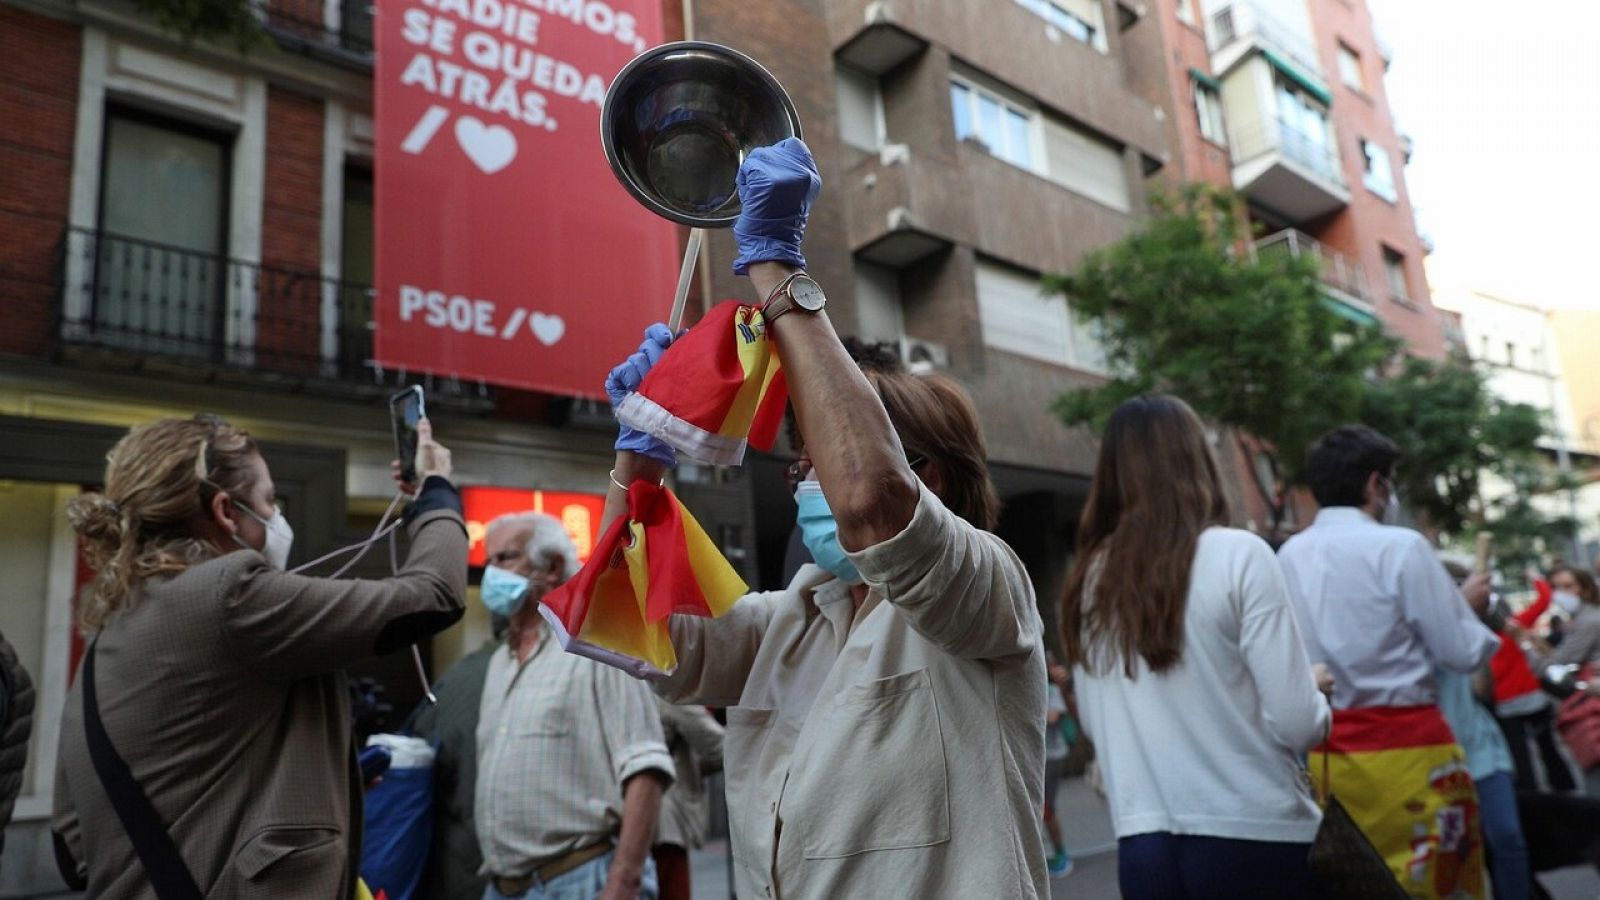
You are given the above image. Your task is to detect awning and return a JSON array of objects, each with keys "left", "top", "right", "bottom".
[
  {"left": 1189, "top": 67, "right": 1221, "bottom": 91},
  {"left": 1321, "top": 295, "right": 1378, "bottom": 328},
  {"left": 1262, "top": 49, "right": 1332, "bottom": 105}
]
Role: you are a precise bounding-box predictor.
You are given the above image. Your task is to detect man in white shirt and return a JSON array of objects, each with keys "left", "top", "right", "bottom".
[{"left": 1278, "top": 425, "right": 1500, "bottom": 900}]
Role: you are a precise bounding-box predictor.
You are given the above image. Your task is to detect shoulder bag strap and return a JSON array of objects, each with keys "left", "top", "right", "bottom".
[{"left": 83, "top": 639, "right": 205, "bottom": 900}]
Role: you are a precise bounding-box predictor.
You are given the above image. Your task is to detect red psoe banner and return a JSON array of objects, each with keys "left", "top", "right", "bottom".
[{"left": 374, "top": 0, "right": 679, "bottom": 397}]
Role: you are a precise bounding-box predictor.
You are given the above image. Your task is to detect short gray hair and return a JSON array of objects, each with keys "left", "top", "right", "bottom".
[{"left": 485, "top": 511, "right": 580, "bottom": 582}]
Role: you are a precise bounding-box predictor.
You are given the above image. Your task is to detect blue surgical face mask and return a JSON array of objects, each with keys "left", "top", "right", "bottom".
[
  {"left": 480, "top": 565, "right": 531, "bottom": 617},
  {"left": 794, "top": 481, "right": 863, "bottom": 585}
]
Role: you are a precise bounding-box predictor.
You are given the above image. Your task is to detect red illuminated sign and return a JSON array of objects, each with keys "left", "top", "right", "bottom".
[{"left": 462, "top": 485, "right": 607, "bottom": 566}]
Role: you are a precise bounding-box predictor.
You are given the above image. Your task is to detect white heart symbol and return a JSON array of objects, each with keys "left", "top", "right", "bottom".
[
  {"left": 530, "top": 312, "right": 565, "bottom": 346},
  {"left": 454, "top": 116, "right": 517, "bottom": 174}
]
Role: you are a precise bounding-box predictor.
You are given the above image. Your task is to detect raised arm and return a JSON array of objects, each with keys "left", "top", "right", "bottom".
[
  {"left": 1398, "top": 537, "right": 1500, "bottom": 673},
  {"left": 736, "top": 139, "right": 920, "bottom": 551},
  {"left": 222, "top": 483, "right": 467, "bottom": 682},
  {"left": 847, "top": 485, "right": 1039, "bottom": 661}
]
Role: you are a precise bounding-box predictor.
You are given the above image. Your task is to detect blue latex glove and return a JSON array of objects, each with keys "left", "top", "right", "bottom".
[
  {"left": 606, "top": 323, "right": 677, "bottom": 467},
  {"left": 731, "top": 137, "right": 822, "bottom": 276}
]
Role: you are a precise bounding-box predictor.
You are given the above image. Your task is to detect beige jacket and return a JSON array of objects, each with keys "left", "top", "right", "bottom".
[
  {"left": 656, "top": 485, "right": 1047, "bottom": 900},
  {"left": 53, "top": 508, "right": 467, "bottom": 899}
]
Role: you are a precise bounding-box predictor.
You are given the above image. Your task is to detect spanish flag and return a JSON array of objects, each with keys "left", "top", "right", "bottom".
[
  {"left": 1317, "top": 705, "right": 1485, "bottom": 899},
  {"left": 538, "top": 477, "right": 748, "bottom": 678},
  {"left": 614, "top": 301, "right": 788, "bottom": 466}
]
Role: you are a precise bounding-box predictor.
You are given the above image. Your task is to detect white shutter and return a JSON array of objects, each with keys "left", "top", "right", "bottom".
[
  {"left": 1042, "top": 117, "right": 1130, "bottom": 212},
  {"left": 977, "top": 260, "right": 1071, "bottom": 365}
]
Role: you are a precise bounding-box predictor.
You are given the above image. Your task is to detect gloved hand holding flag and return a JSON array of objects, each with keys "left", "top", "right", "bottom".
[
  {"left": 539, "top": 471, "right": 748, "bottom": 678},
  {"left": 613, "top": 301, "right": 788, "bottom": 466}
]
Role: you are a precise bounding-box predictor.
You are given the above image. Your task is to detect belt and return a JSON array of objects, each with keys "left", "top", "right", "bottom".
[{"left": 492, "top": 840, "right": 613, "bottom": 895}]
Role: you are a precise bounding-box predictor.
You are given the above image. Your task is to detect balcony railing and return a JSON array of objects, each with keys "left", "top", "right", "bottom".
[
  {"left": 1253, "top": 228, "right": 1371, "bottom": 306},
  {"left": 58, "top": 228, "right": 375, "bottom": 382},
  {"left": 1207, "top": 1, "right": 1325, "bottom": 87},
  {"left": 1229, "top": 115, "right": 1345, "bottom": 189}
]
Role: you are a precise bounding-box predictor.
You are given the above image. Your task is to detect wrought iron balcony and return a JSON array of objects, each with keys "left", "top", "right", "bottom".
[
  {"left": 1253, "top": 228, "right": 1374, "bottom": 320},
  {"left": 58, "top": 227, "right": 377, "bottom": 383}
]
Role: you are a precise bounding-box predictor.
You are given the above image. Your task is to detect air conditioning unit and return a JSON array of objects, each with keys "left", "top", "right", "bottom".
[{"left": 898, "top": 336, "right": 949, "bottom": 373}]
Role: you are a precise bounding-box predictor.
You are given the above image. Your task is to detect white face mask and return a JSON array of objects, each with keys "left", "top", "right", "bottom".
[
  {"left": 1552, "top": 590, "right": 1582, "bottom": 616},
  {"left": 235, "top": 502, "right": 295, "bottom": 570},
  {"left": 1378, "top": 477, "right": 1400, "bottom": 524}
]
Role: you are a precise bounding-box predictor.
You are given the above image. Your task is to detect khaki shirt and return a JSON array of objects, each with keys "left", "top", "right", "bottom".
[{"left": 656, "top": 485, "right": 1048, "bottom": 900}]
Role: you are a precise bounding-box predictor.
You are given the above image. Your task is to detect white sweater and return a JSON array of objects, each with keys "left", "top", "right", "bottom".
[{"left": 1073, "top": 527, "right": 1331, "bottom": 843}]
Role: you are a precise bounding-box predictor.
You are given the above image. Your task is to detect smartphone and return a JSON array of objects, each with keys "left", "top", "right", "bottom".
[{"left": 390, "top": 386, "right": 426, "bottom": 484}]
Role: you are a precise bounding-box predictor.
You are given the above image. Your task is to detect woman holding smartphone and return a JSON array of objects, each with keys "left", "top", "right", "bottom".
[
  {"left": 1061, "top": 394, "right": 1331, "bottom": 900},
  {"left": 53, "top": 412, "right": 466, "bottom": 899}
]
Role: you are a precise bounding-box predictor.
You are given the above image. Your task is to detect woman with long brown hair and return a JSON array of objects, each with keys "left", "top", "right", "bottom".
[{"left": 1061, "top": 394, "right": 1330, "bottom": 899}]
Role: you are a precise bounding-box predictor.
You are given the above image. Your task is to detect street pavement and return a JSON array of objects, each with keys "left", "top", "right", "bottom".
[{"left": 690, "top": 773, "right": 1600, "bottom": 900}]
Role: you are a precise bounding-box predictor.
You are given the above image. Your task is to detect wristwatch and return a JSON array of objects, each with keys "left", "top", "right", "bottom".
[{"left": 761, "top": 271, "right": 827, "bottom": 324}]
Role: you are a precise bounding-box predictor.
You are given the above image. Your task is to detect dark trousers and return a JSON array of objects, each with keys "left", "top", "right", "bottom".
[
  {"left": 650, "top": 844, "right": 691, "bottom": 900},
  {"left": 1497, "top": 706, "right": 1577, "bottom": 791},
  {"left": 1118, "top": 833, "right": 1324, "bottom": 900}
]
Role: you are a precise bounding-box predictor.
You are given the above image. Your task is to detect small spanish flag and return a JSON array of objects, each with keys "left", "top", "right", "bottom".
[
  {"left": 615, "top": 301, "right": 789, "bottom": 466},
  {"left": 538, "top": 477, "right": 748, "bottom": 678}
]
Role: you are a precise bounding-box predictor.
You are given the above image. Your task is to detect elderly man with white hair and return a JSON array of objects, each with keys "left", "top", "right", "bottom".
[{"left": 475, "top": 511, "right": 675, "bottom": 900}]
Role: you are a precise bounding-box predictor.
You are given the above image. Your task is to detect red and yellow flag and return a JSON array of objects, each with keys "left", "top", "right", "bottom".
[
  {"left": 539, "top": 478, "right": 747, "bottom": 678},
  {"left": 1318, "top": 705, "right": 1485, "bottom": 899},
  {"left": 614, "top": 301, "right": 788, "bottom": 466}
]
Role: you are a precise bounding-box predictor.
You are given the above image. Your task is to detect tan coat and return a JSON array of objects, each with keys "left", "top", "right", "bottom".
[
  {"left": 53, "top": 508, "right": 467, "bottom": 900},
  {"left": 656, "top": 485, "right": 1048, "bottom": 900}
]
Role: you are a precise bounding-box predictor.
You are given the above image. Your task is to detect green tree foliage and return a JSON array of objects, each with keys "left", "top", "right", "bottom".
[
  {"left": 1048, "top": 184, "right": 1395, "bottom": 488},
  {"left": 1361, "top": 356, "right": 1547, "bottom": 539},
  {"left": 1051, "top": 184, "right": 1570, "bottom": 550},
  {"left": 135, "top": 0, "right": 264, "bottom": 48}
]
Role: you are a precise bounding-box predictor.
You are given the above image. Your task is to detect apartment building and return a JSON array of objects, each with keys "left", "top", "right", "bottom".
[{"left": 1430, "top": 270, "right": 1600, "bottom": 561}]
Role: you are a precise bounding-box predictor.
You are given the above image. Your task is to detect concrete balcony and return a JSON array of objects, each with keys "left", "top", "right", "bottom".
[
  {"left": 1252, "top": 228, "right": 1376, "bottom": 325},
  {"left": 843, "top": 145, "right": 968, "bottom": 266},
  {"left": 1229, "top": 115, "right": 1349, "bottom": 221},
  {"left": 826, "top": 0, "right": 1169, "bottom": 164}
]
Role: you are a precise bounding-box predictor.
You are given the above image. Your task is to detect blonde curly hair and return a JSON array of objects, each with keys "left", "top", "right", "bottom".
[{"left": 66, "top": 415, "right": 261, "bottom": 629}]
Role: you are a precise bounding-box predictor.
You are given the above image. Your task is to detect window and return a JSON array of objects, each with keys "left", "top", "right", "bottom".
[
  {"left": 1361, "top": 139, "right": 1396, "bottom": 202},
  {"left": 94, "top": 110, "right": 230, "bottom": 351},
  {"left": 976, "top": 259, "right": 1107, "bottom": 372},
  {"left": 1505, "top": 342, "right": 1517, "bottom": 369},
  {"left": 950, "top": 77, "right": 1037, "bottom": 171},
  {"left": 1194, "top": 80, "right": 1226, "bottom": 145},
  {"left": 835, "top": 64, "right": 885, "bottom": 152},
  {"left": 1337, "top": 43, "right": 1363, "bottom": 90},
  {"left": 1274, "top": 81, "right": 1335, "bottom": 178},
  {"left": 1042, "top": 116, "right": 1130, "bottom": 212},
  {"left": 950, "top": 68, "right": 1130, "bottom": 210},
  {"left": 852, "top": 260, "right": 905, "bottom": 343},
  {"left": 1381, "top": 246, "right": 1409, "bottom": 302},
  {"left": 1014, "top": 0, "right": 1107, "bottom": 52},
  {"left": 1176, "top": 0, "right": 1195, "bottom": 24}
]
